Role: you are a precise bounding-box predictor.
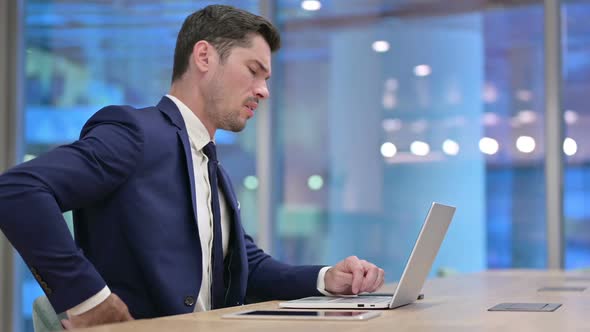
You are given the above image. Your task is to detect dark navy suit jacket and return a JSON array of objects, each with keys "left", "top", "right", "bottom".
[{"left": 0, "top": 96, "right": 323, "bottom": 318}]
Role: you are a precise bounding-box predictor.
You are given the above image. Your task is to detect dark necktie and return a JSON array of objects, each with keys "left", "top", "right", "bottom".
[{"left": 202, "top": 141, "right": 225, "bottom": 309}]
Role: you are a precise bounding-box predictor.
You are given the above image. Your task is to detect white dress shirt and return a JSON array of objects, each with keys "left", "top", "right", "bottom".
[
  {"left": 67, "top": 95, "right": 331, "bottom": 316},
  {"left": 168, "top": 94, "right": 231, "bottom": 311}
]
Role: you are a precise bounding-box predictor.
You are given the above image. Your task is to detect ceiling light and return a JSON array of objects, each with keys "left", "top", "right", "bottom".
[
  {"left": 483, "top": 112, "right": 500, "bottom": 126},
  {"left": 517, "top": 110, "right": 536, "bottom": 124},
  {"left": 479, "top": 137, "right": 499, "bottom": 155},
  {"left": 483, "top": 83, "right": 498, "bottom": 103},
  {"left": 382, "top": 119, "right": 402, "bottom": 132},
  {"left": 414, "top": 65, "right": 431, "bottom": 77},
  {"left": 380, "top": 142, "right": 397, "bottom": 158},
  {"left": 301, "top": 0, "right": 321, "bottom": 11},
  {"left": 516, "top": 89, "right": 533, "bottom": 102},
  {"left": 564, "top": 137, "right": 577, "bottom": 156},
  {"left": 243, "top": 176, "right": 259, "bottom": 190},
  {"left": 516, "top": 136, "right": 535, "bottom": 153},
  {"left": 307, "top": 175, "right": 324, "bottom": 190},
  {"left": 410, "top": 141, "right": 430, "bottom": 156},
  {"left": 442, "top": 139, "right": 460, "bottom": 156},
  {"left": 372, "top": 40, "right": 390, "bottom": 53},
  {"left": 564, "top": 110, "right": 578, "bottom": 125}
]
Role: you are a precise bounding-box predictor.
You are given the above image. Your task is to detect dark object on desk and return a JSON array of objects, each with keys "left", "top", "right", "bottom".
[
  {"left": 488, "top": 303, "right": 562, "bottom": 312},
  {"left": 538, "top": 286, "right": 586, "bottom": 292}
]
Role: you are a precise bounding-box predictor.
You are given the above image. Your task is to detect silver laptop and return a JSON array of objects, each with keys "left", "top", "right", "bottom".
[{"left": 279, "top": 202, "right": 456, "bottom": 310}]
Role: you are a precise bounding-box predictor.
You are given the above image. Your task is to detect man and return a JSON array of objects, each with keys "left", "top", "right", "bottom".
[{"left": 0, "top": 5, "right": 384, "bottom": 329}]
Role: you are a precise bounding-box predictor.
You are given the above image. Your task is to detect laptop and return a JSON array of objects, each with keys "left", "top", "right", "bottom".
[{"left": 279, "top": 202, "right": 456, "bottom": 310}]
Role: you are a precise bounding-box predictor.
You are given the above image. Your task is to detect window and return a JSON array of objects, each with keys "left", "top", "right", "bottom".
[
  {"left": 272, "top": 1, "right": 546, "bottom": 279},
  {"left": 563, "top": 0, "right": 590, "bottom": 269}
]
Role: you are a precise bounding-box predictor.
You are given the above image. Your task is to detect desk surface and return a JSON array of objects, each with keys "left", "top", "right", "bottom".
[{"left": 74, "top": 270, "right": 590, "bottom": 332}]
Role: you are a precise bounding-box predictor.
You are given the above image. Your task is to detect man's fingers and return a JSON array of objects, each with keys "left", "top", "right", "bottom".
[
  {"left": 360, "top": 263, "right": 379, "bottom": 292},
  {"left": 368, "top": 268, "right": 385, "bottom": 292},
  {"left": 123, "top": 308, "right": 134, "bottom": 321},
  {"left": 367, "top": 268, "right": 384, "bottom": 292},
  {"left": 61, "top": 319, "right": 74, "bottom": 330},
  {"left": 329, "top": 256, "right": 386, "bottom": 295},
  {"left": 346, "top": 257, "right": 365, "bottom": 294},
  {"left": 109, "top": 293, "right": 134, "bottom": 322}
]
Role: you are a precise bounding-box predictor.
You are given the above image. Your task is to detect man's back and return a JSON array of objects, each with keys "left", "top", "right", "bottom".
[{"left": 72, "top": 100, "right": 204, "bottom": 318}]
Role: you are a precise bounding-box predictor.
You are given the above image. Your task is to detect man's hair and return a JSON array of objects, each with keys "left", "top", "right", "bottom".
[{"left": 171, "top": 5, "right": 281, "bottom": 82}]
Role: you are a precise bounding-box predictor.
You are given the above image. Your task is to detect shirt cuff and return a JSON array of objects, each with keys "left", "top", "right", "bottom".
[
  {"left": 66, "top": 286, "right": 111, "bottom": 316},
  {"left": 316, "top": 266, "right": 335, "bottom": 296}
]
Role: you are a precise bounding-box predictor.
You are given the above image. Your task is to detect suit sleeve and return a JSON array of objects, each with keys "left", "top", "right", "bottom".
[
  {"left": 0, "top": 106, "right": 144, "bottom": 313},
  {"left": 244, "top": 233, "right": 325, "bottom": 301}
]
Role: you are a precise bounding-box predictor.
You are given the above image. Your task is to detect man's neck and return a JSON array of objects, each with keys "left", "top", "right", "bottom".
[{"left": 168, "top": 83, "right": 216, "bottom": 138}]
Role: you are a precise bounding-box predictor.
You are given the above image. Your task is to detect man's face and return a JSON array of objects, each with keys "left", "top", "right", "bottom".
[{"left": 204, "top": 34, "right": 271, "bottom": 132}]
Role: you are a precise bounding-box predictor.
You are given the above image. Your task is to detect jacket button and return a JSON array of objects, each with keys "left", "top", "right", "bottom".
[{"left": 184, "top": 296, "right": 195, "bottom": 307}]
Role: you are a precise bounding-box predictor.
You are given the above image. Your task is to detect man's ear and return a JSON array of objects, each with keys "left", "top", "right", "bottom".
[{"left": 192, "top": 40, "right": 215, "bottom": 73}]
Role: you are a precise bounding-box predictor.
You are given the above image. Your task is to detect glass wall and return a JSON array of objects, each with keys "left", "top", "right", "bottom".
[
  {"left": 563, "top": 0, "right": 590, "bottom": 269},
  {"left": 19, "top": 1, "right": 261, "bottom": 330},
  {"left": 272, "top": 0, "right": 547, "bottom": 280},
  {"left": 483, "top": 5, "right": 547, "bottom": 268}
]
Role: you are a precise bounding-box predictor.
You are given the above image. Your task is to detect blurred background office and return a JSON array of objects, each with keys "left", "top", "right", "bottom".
[{"left": 0, "top": 0, "right": 588, "bottom": 331}]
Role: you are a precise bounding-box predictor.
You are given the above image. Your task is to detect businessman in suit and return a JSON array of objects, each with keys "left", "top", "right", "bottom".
[{"left": 0, "top": 5, "right": 384, "bottom": 329}]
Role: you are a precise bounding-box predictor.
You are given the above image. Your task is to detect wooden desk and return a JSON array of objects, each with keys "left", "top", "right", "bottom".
[{"left": 74, "top": 270, "right": 590, "bottom": 332}]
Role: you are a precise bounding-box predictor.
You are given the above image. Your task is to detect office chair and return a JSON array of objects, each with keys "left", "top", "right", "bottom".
[
  {"left": 436, "top": 267, "right": 458, "bottom": 277},
  {"left": 32, "top": 295, "right": 63, "bottom": 332}
]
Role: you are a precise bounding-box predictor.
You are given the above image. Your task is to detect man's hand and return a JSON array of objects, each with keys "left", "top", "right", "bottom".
[
  {"left": 324, "top": 256, "right": 384, "bottom": 295},
  {"left": 61, "top": 293, "right": 134, "bottom": 329}
]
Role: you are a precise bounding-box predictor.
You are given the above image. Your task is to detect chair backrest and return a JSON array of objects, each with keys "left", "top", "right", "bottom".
[{"left": 32, "top": 295, "right": 63, "bottom": 332}]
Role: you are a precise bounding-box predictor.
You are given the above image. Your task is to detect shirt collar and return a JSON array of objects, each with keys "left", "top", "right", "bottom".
[{"left": 166, "top": 94, "right": 213, "bottom": 151}]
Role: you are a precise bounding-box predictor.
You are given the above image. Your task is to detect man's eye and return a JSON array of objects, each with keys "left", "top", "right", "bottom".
[{"left": 249, "top": 68, "right": 256, "bottom": 75}]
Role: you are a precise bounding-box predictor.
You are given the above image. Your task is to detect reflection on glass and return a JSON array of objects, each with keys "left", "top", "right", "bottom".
[
  {"left": 442, "top": 139, "right": 460, "bottom": 156},
  {"left": 275, "top": 1, "right": 547, "bottom": 279},
  {"left": 563, "top": 1, "right": 590, "bottom": 269},
  {"left": 563, "top": 138, "right": 577, "bottom": 157},
  {"left": 380, "top": 142, "right": 397, "bottom": 158},
  {"left": 480, "top": 137, "right": 499, "bottom": 155},
  {"left": 275, "top": 1, "right": 492, "bottom": 277},
  {"left": 515, "top": 136, "right": 536, "bottom": 154}
]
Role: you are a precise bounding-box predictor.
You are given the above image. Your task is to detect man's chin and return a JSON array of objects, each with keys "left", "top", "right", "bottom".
[{"left": 223, "top": 122, "right": 247, "bottom": 133}]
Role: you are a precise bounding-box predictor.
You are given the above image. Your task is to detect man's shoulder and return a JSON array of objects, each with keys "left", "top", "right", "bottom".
[
  {"left": 88, "top": 104, "right": 160, "bottom": 123},
  {"left": 80, "top": 103, "right": 170, "bottom": 135}
]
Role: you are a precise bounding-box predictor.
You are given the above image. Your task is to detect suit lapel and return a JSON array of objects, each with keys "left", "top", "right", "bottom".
[
  {"left": 217, "top": 165, "right": 238, "bottom": 215},
  {"left": 217, "top": 165, "right": 248, "bottom": 304},
  {"left": 178, "top": 131, "right": 198, "bottom": 226},
  {"left": 157, "top": 97, "right": 198, "bottom": 227}
]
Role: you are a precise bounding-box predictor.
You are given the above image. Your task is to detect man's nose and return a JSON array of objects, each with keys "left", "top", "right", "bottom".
[{"left": 254, "top": 81, "right": 269, "bottom": 99}]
